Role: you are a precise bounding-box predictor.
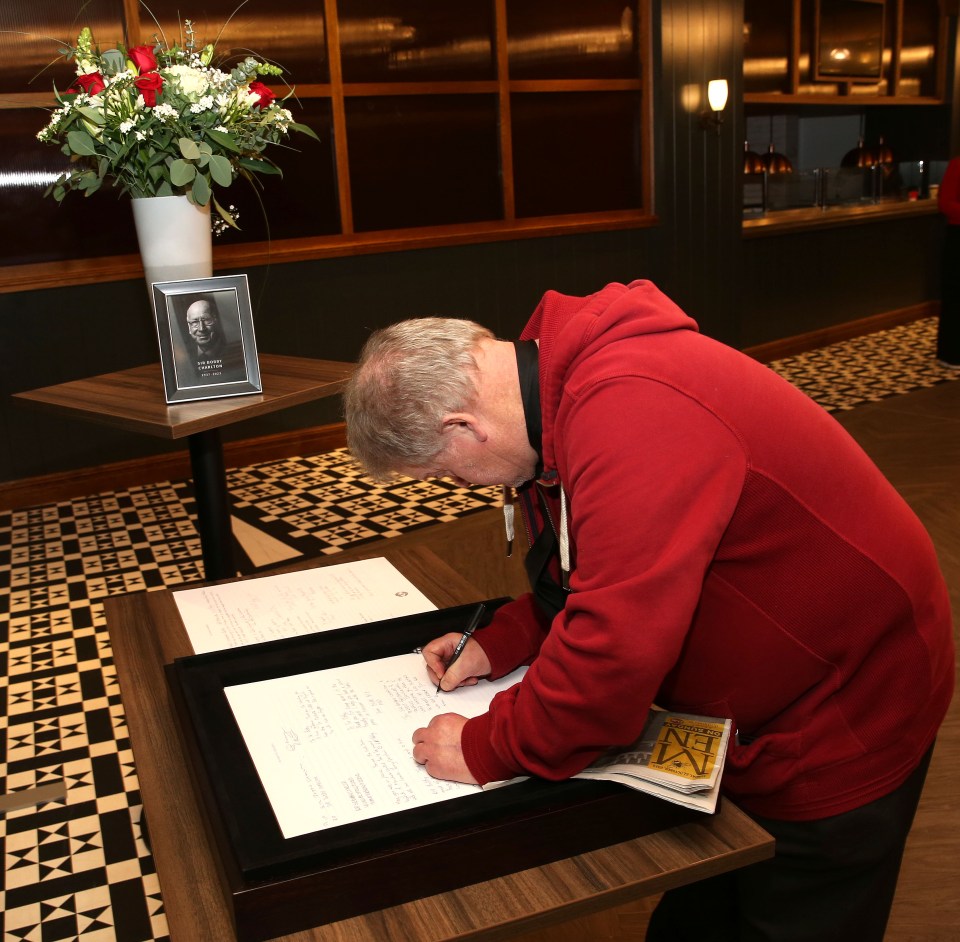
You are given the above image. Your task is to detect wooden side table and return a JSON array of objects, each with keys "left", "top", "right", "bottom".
[{"left": 14, "top": 354, "right": 353, "bottom": 580}]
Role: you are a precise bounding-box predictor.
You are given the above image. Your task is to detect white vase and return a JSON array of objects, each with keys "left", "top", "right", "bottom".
[{"left": 131, "top": 194, "right": 212, "bottom": 304}]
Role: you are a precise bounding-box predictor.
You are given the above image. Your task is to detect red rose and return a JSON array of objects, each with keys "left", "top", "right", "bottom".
[
  {"left": 75, "top": 71, "right": 106, "bottom": 95},
  {"left": 248, "top": 80, "right": 276, "bottom": 108},
  {"left": 129, "top": 44, "right": 158, "bottom": 73},
  {"left": 134, "top": 72, "right": 164, "bottom": 107}
]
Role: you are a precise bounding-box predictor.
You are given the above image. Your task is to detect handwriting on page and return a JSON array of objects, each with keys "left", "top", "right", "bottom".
[
  {"left": 225, "top": 654, "right": 527, "bottom": 838},
  {"left": 173, "top": 557, "right": 437, "bottom": 653}
]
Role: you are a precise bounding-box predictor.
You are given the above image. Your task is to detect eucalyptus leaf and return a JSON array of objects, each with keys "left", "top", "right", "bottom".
[
  {"left": 208, "top": 154, "right": 234, "bottom": 187},
  {"left": 66, "top": 130, "right": 98, "bottom": 156},
  {"left": 192, "top": 172, "right": 211, "bottom": 205},
  {"left": 179, "top": 137, "right": 202, "bottom": 160},
  {"left": 100, "top": 49, "right": 126, "bottom": 75},
  {"left": 170, "top": 159, "right": 196, "bottom": 186}
]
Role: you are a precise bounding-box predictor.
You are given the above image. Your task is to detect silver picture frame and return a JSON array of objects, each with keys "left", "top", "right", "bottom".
[{"left": 152, "top": 274, "right": 262, "bottom": 404}]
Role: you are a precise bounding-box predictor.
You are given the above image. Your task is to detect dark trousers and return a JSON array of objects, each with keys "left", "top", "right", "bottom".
[
  {"left": 645, "top": 745, "right": 934, "bottom": 942},
  {"left": 938, "top": 226, "right": 960, "bottom": 364}
]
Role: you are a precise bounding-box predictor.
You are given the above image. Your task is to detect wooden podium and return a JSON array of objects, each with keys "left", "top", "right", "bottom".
[{"left": 105, "top": 521, "right": 774, "bottom": 941}]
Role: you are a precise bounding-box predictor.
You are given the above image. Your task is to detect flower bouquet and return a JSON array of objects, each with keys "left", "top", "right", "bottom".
[{"left": 36, "top": 14, "right": 317, "bottom": 230}]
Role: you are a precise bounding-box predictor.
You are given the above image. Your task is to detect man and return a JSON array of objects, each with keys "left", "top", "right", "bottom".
[
  {"left": 181, "top": 297, "right": 246, "bottom": 386},
  {"left": 344, "top": 280, "right": 954, "bottom": 941}
]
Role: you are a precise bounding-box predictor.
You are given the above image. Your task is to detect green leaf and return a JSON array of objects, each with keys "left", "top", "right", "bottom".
[
  {"left": 179, "top": 137, "right": 202, "bottom": 160},
  {"left": 169, "top": 159, "right": 196, "bottom": 186},
  {"left": 191, "top": 172, "right": 211, "bottom": 205},
  {"left": 77, "top": 107, "right": 105, "bottom": 126},
  {"left": 66, "top": 130, "right": 98, "bottom": 156},
  {"left": 157, "top": 180, "right": 174, "bottom": 197},
  {"left": 289, "top": 122, "right": 320, "bottom": 141},
  {"left": 238, "top": 156, "right": 282, "bottom": 175},
  {"left": 213, "top": 194, "right": 240, "bottom": 230},
  {"left": 207, "top": 154, "right": 233, "bottom": 187},
  {"left": 206, "top": 128, "right": 241, "bottom": 153}
]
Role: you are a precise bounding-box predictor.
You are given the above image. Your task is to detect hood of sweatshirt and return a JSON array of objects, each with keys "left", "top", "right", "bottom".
[{"left": 518, "top": 280, "right": 699, "bottom": 482}]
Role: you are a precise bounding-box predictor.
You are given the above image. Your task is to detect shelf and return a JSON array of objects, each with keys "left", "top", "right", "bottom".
[{"left": 742, "top": 198, "right": 939, "bottom": 237}]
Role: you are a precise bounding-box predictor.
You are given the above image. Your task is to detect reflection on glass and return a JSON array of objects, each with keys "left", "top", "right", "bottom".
[
  {"left": 213, "top": 99, "right": 339, "bottom": 244},
  {"left": 0, "top": 0, "right": 125, "bottom": 94},
  {"left": 743, "top": 0, "right": 793, "bottom": 94},
  {"left": 0, "top": 107, "right": 134, "bottom": 265},
  {"left": 346, "top": 95, "right": 501, "bottom": 231},
  {"left": 899, "top": 0, "right": 940, "bottom": 97},
  {"left": 512, "top": 92, "right": 641, "bottom": 217},
  {"left": 143, "top": 0, "right": 328, "bottom": 83},
  {"left": 0, "top": 98, "right": 338, "bottom": 268},
  {"left": 338, "top": 0, "right": 494, "bottom": 81},
  {"left": 506, "top": 1, "right": 638, "bottom": 80},
  {"left": 765, "top": 170, "right": 820, "bottom": 211}
]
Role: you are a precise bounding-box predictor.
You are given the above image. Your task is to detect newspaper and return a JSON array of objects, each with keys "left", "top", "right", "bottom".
[{"left": 574, "top": 709, "right": 732, "bottom": 814}]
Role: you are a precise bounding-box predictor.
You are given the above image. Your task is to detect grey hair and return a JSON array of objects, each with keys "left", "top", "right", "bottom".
[{"left": 345, "top": 318, "right": 495, "bottom": 481}]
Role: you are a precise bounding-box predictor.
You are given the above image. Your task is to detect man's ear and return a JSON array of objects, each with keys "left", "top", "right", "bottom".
[{"left": 440, "top": 412, "right": 488, "bottom": 442}]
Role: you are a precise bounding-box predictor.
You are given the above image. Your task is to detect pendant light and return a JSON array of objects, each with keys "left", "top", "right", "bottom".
[
  {"left": 744, "top": 140, "right": 765, "bottom": 174},
  {"left": 842, "top": 114, "right": 875, "bottom": 168},
  {"left": 761, "top": 115, "right": 793, "bottom": 174}
]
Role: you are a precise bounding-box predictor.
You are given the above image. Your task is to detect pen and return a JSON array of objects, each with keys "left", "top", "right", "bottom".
[{"left": 436, "top": 603, "right": 486, "bottom": 695}]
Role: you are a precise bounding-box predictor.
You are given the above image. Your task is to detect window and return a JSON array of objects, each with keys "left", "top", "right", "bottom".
[{"left": 0, "top": 0, "right": 651, "bottom": 289}]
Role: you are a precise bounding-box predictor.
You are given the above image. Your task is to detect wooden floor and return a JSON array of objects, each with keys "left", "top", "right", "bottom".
[{"left": 438, "top": 379, "right": 960, "bottom": 942}]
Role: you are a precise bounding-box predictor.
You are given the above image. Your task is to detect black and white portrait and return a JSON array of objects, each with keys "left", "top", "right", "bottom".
[{"left": 152, "top": 275, "right": 262, "bottom": 403}]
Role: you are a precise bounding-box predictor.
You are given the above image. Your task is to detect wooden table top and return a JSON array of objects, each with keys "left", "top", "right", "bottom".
[
  {"left": 104, "top": 539, "right": 774, "bottom": 942},
  {"left": 13, "top": 354, "right": 354, "bottom": 440}
]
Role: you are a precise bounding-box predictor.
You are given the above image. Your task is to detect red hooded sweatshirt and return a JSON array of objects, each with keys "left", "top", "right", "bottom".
[{"left": 461, "top": 280, "right": 954, "bottom": 821}]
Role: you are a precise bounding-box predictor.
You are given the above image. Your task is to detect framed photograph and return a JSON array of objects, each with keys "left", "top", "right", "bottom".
[
  {"left": 152, "top": 274, "right": 262, "bottom": 404},
  {"left": 815, "top": 0, "right": 885, "bottom": 83}
]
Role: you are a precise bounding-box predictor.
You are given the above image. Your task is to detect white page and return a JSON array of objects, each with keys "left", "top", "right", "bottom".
[
  {"left": 225, "top": 654, "right": 528, "bottom": 838},
  {"left": 173, "top": 557, "right": 437, "bottom": 653}
]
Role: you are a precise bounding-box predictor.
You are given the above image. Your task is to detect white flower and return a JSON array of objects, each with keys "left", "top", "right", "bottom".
[
  {"left": 153, "top": 103, "right": 179, "bottom": 121},
  {"left": 135, "top": 130, "right": 148, "bottom": 141},
  {"left": 164, "top": 64, "right": 209, "bottom": 100},
  {"left": 119, "top": 119, "right": 135, "bottom": 134},
  {"left": 190, "top": 95, "right": 215, "bottom": 113}
]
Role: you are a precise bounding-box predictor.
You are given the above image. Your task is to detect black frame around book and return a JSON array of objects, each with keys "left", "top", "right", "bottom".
[{"left": 166, "top": 600, "right": 701, "bottom": 940}]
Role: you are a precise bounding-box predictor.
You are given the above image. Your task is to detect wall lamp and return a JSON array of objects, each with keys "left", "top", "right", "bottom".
[{"left": 701, "top": 79, "right": 728, "bottom": 134}]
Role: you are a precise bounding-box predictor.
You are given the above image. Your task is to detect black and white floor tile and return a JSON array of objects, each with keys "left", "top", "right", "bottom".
[{"left": 0, "top": 316, "right": 955, "bottom": 941}]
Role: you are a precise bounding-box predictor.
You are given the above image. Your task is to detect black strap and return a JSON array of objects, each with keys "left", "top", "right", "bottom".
[
  {"left": 513, "top": 340, "right": 543, "bottom": 467},
  {"left": 522, "top": 485, "right": 568, "bottom": 620}
]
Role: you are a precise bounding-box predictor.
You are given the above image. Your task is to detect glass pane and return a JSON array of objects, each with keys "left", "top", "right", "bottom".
[
  {"left": 141, "top": 0, "right": 329, "bottom": 85},
  {"left": 0, "top": 0, "right": 126, "bottom": 94},
  {"left": 766, "top": 170, "right": 820, "bottom": 210},
  {"left": 743, "top": 0, "right": 793, "bottom": 95},
  {"left": 0, "top": 97, "right": 337, "bottom": 267},
  {"left": 346, "top": 95, "right": 501, "bottom": 231},
  {"left": 212, "top": 99, "right": 340, "bottom": 245},
  {"left": 511, "top": 92, "right": 642, "bottom": 217},
  {"left": 0, "top": 108, "right": 135, "bottom": 265},
  {"left": 338, "top": 0, "right": 494, "bottom": 82},
  {"left": 506, "top": 0, "right": 639, "bottom": 80},
  {"left": 898, "top": 0, "right": 940, "bottom": 98}
]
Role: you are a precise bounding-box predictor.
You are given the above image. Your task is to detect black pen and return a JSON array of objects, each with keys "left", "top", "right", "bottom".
[{"left": 436, "top": 603, "right": 486, "bottom": 695}]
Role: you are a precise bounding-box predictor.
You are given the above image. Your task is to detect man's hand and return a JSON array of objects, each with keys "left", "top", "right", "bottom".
[
  {"left": 412, "top": 713, "right": 477, "bottom": 784},
  {"left": 422, "top": 633, "right": 492, "bottom": 691}
]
